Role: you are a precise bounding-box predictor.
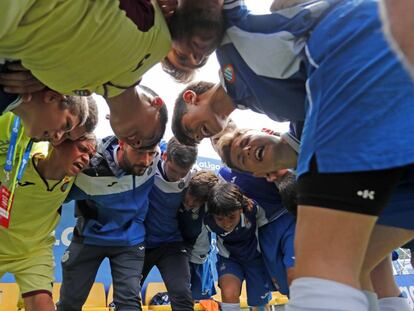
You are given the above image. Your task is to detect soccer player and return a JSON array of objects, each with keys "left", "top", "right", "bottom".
[
  {"left": 205, "top": 182, "right": 271, "bottom": 311},
  {"left": 0, "top": 134, "right": 96, "bottom": 311},
  {"left": 218, "top": 166, "right": 296, "bottom": 296},
  {"left": 217, "top": 127, "right": 414, "bottom": 311},
  {"left": 57, "top": 135, "right": 161, "bottom": 311},
  {"left": 178, "top": 170, "right": 219, "bottom": 300},
  {"left": 142, "top": 137, "right": 198, "bottom": 310}
]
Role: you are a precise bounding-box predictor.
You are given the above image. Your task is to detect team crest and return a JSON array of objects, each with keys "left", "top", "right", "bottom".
[
  {"left": 61, "top": 180, "right": 70, "bottom": 192},
  {"left": 61, "top": 250, "right": 70, "bottom": 263},
  {"left": 73, "top": 89, "right": 91, "bottom": 96},
  {"left": 147, "top": 167, "right": 153, "bottom": 175},
  {"left": 178, "top": 180, "right": 185, "bottom": 190},
  {"left": 223, "top": 64, "right": 235, "bottom": 83}
]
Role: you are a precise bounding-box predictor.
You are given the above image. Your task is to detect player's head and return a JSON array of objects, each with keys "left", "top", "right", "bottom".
[
  {"left": 207, "top": 182, "right": 250, "bottom": 232},
  {"left": 17, "top": 90, "right": 88, "bottom": 144},
  {"left": 163, "top": 0, "right": 225, "bottom": 83},
  {"left": 184, "top": 170, "right": 219, "bottom": 209},
  {"left": 108, "top": 85, "right": 168, "bottom": 149},
  {"left": 51, "top": 133, "right": 97, "bottom": 176},
  {"left": 216, "top": 128, "right": 298, "bottom": 178},
  {"left": 172, "top": 81, "right": 229, "bottom": 145},
  {"left": 53, "top": 95, "right": 99, "bottom": 145},
  {"left": 118, "top": 140, "right": 159, "bottom": 176},
  {"left": 163, "top": 137, "right": 198, "bottom": 182}
]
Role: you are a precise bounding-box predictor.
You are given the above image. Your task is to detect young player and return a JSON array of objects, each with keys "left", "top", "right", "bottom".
[
  {"left": 0, "top": 134, "right": 96, "bottom": 311},
  {"left": 142, "top": 137, "right": 198, "bottom": 310},
  {"left": 178, "top": 170, "right": 219, "bottom": 300},
  {"left": 205, "top": 182, "right": 271, "bottom": 311}
]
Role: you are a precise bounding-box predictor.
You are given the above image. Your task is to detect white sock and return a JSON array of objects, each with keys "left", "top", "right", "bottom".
[
  {"left": 378, "top": 297, "right": 412, "bottom": 311},
  {"left": 363, "top": 291, "right": 379, "bottom": 311},
  {"left": 286, "top": 277, "right": 369, "bottom": 311},
  {"left": 220, "top": 302, "right": 240, "bottom": 311}
]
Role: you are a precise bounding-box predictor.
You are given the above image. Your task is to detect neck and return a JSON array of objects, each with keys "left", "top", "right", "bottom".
[
  {"left": 36, "top": 153, "right": 67, "bottom": 180},
  {"left": 11, "top": 102, "right": 30, "bottom": 121},
  {"left": 275, "top": 139, "right": 298, "bottom": 170},
  {"left": 213, "top": 85, "right": 236, "bottom": 117}
]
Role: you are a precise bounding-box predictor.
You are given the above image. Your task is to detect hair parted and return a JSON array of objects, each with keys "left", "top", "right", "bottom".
[
  {"left": 207, "top": 182, "right": 250, "bottom": 216},
  {"left": 166, "top": 136, "right": 198, "bottom": 169},
  {"left": 187, "top": 170, "right": 219, "bottom": 201}
]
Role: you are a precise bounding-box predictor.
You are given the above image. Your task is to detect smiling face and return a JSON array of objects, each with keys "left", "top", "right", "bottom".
[
  {"left": 220, "top": 129, "right": 288, "bottom": 176},
  {"left": 53, "top": 138, "right": 96, "bottom": 176},
  {"left": 179, "top": 84, "right": 229, "bottom": 143}
]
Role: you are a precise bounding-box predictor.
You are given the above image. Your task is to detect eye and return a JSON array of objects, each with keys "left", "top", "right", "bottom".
[{"left": 201, "top": 126, "right": 211, "bottom": 137}]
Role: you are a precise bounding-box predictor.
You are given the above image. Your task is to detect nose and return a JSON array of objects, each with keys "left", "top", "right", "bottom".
[
  {"left": 81, "top": 153, "right": 90, "bottom": 165},
  {"left": 192, "top": 52, "right": 205, "bottom": 65},
  {"left": 137, "top": 152, "right": 152, "bottom": 166},
  {"left": 51, "top": 130, "right": 65, "bottom": 144},
  {"left": 242, "top": 145, "right": 251, "bottom": 157}
]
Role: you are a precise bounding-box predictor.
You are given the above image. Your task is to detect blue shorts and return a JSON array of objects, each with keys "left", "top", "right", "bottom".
[
  {"left": 217, "top": 255, "right": 271, "bottom": 306},
  {"left": 298, "top": 0, "right": 414, "bottom": 176},
  {"left": 259, "top": 212, "right": 295, "bottom": 295},
  {"left": 376, "top": 179, "right": 414, "bottom": 231},
  {"left": 189, "top": 261, "right": 217, "bottom": 300}
]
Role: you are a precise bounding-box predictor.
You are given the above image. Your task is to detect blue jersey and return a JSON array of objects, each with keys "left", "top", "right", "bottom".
[
  {"left": 298, "top": 0, "right": 414, "bottom": 174},
  {"left": 218, "top": 167, "right": 286, "bottom": 222},
  {"left": 217, "top": 0, "right": 338, "bottom": 122},
  {"left": 145, "top": 161, "right": 196, "bottom": 248},
  {"left": 67, "top": 136, "right": 159, "bottom": 247},
  {"left": 204, "top": 203, "right": 267, "bottom": 262}
]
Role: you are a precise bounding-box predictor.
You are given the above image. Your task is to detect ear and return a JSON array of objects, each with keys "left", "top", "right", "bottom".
[
  {"left": 162, "top": 152, "right": 168, "bottom": 162},
  {"left": 43, "top": 90, "right": 65, "bottom": 104},
  {"left": 118, "top": 140, "right": 125, "bottom": 149},
  {"left": 182, "top": 90, "right": 197, "bottom": 105},
  {"left": 151, "top": 96, "right": 165, "bottom": 109}
]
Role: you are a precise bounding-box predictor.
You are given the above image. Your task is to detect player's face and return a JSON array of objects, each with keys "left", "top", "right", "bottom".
[
  {"left": 54, "top": 139, "right": 96, "bottom": 176},
  {"left": 120, "top": 144, "right": 158, "bottom": 176},
  {"left": 181, "top": 85, "right": 228, "bottom": 143},
  {"left": 213, "top": 210, "right": 241, "bottom": 232},
  {"left": 24, "top": 92, "right": 80, "bottom": 144},
  {"left": 164, "top": 159, "right": 191, "bottom": 182},
  {"left": 110, "top": 88, "right": 163, "bottom": 149},
  {"left": 228, "top": 130, "right": 285, "bottom": 176},
  {"left": 183, "top": 192, "right": 204, "bottom": 209}
]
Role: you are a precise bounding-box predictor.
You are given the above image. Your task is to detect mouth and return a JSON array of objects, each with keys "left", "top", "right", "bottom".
[
  {"left": 255, "top": 146, "right": 265, "bottom": 161},
  {"left": 73, "top": 161, "right": 85, "bottom": 171}
]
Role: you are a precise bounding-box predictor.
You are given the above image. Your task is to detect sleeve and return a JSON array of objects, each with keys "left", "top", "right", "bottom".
[
  {"left": 64, "top": 184, "right": 89, "bottom": 203},
  {"left": 281, "top": 223, "right": 296, "bottom": 269},
  {"left": 255, "top": 204, "right": 269, "bottom": 227},
  {"left": 190, "top": 224, "right": 212, "bottom": 264}
]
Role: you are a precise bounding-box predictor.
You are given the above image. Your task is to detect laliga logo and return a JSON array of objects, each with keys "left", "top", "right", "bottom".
[
  {"left": 197, "top": 160, "right": 221, "bottom": 172},
  {"left": 54, "top": 227, "right": 74, "bottom": 247}
]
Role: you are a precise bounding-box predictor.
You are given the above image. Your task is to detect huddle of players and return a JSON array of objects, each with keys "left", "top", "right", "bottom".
[{"left": 1, "top": 0, "right": 414, "bottom": 311}]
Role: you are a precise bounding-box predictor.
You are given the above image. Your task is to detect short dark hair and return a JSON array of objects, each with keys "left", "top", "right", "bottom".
[
  {"left": 166, "top": 136, "right": 198, "bottom": 169},
  {"left": 84, "top": 96, "right": 99, "bottom": 133},
  {"left": 172, "top": 81, "right": 215, "bottom": 146},
  {"left": 187, "top": 170, "right": 219, "bottom": 201},
  {"left": 207, "top": 182, "right": 249, "bottom": 216}
]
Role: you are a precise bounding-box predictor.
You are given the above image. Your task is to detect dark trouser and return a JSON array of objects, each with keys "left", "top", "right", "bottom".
[
  {"left": 57, "top": 241, "right": 145, "bottom": 311},
  {"left": 142, "top": 242, "right": 193, "bottom": 311}
]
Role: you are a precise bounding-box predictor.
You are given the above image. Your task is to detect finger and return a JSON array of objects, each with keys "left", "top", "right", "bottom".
[
  {"left": 3, "top": 84, "right": 45, "bottom": 94},
  {"left": 0, "top": 71, "right": 34, "bottom": 81}
]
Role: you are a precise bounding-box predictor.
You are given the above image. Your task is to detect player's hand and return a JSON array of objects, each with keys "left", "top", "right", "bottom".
[
  {"left": 0, "top": 62, "right": 46, "bottom": 101},
  {"left": 157, "top": 0, "right": 177, "bottom": 18}
]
